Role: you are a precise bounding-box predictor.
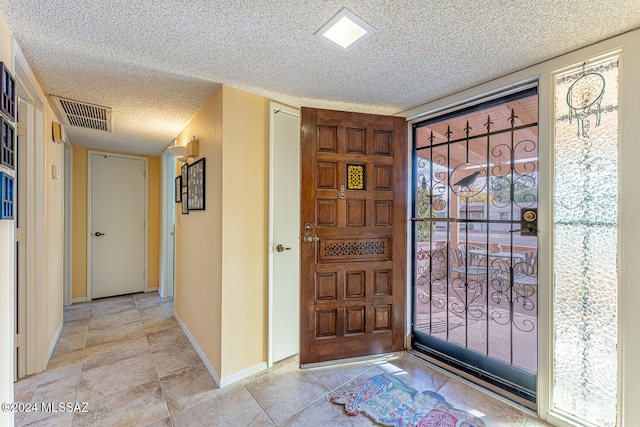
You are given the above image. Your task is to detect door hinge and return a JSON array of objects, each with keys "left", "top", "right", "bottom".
[
  {"left": 143, "top": 270, "right": 146, "bottom": 279},
  {"left": 15, "top": 228, "right": 25, "bottom": 242},
  {"left": 143, "top": 171, "right": 147, "bottom": 178},
  {"left": 15, "top": 333, "right": 24, "bottom": 348}
]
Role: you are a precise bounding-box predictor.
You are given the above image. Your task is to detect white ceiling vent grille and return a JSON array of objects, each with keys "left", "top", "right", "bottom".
[{"left": 51, "top": 96, "right": 112, "bottom": 131}]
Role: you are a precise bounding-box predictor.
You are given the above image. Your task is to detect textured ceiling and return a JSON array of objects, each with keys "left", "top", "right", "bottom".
[{"left": 0, "top": 1, "right": 639, "bottom": 155}]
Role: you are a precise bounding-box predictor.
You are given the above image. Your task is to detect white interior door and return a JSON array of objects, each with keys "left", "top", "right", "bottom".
[
  {"left": 90, "top": 153, "right": 146, "bottom": 299},
  {"left": 270, "top": 103, "right": 300, "bottom": 363},
  {"left": 160, "top": 149, "right": 175, "bottom": 298},
  {"left": 15, "top": 97, "right": 32, "bottom": 379}
]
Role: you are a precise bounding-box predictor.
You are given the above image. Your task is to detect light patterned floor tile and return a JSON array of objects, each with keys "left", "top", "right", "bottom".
[
  {"left": 13, "top": 292, "right": 547, "bottom": 427},
  {"left": 77, "top": 354, "right": 158, "bottom": 402},
  {"left": 172, "top": 385, "right": 274, "bottom": 427},
  {"left": 306, "top": 360, "right": 379, "bottom": 391},
  {"left": 436, "top": 377, "right": 530, "bottom": 426},
  {"left": 71, "top": 381, "right": 168, "bottom": 427},
  {"left": 244, "top": 368, "right": 331, "bottom": 425},
  {"left": 160, "top": 363, "right": 221, "bottom": 414}
]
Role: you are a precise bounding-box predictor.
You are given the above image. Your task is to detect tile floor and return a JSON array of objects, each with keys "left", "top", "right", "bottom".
[{"left": 13, "top": 292, "right": 553, "bottom": 426}]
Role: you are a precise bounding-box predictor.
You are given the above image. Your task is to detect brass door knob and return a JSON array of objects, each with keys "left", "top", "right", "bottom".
[{"left": 276, "top": 244, "right": 292, "bottom": 252}]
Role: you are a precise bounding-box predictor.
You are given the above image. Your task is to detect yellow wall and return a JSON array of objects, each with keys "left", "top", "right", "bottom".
[
  {"left": 220, "top": 86, "right": 269, "bottom": 376},
  {"left": 174, "top": 88, "right": 224, "bottom": 374},
  {"left": 147, "top": 157, "right": 161, "bottom": 287},
  {"left": 71, "top": 146, "right": 161, "bottom": 300},
  {"left": 174, "top": 85, "right": 269, "bottom": 379}
]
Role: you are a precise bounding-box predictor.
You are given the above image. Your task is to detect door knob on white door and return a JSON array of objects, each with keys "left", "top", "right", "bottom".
[
  {"left": 94, "top": 232, "right": 106, "bottom": 237},
  {"left": 276, "top": 244, "right": 291, "bottom": 252}
]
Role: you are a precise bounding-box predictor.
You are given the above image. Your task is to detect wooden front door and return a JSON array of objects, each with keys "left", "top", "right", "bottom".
[{"left": 300, "top": 107, "right": 407, "bottom": 365}]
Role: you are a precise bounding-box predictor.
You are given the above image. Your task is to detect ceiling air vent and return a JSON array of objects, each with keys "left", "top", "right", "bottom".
[{"left": 51, "top": 96, "right": 112, "bottom": 131}]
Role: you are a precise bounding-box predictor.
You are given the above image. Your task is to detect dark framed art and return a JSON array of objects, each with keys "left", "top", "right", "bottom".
[
  {"left": 175, "top": 176, "right": 182, "bottom": 203},
  {"left": 0, "top": 172, "right": 14, "bottom": 220},
  {"left": 181, "top": 163, "right": 188, "bottom": 190},
  {"left": 187, "top": 157, "right": 205, "bottom": 211},
  {"left": 1, "top": 116, "right": 15, "bottom": 170},
  {"left": 0, "top": 62, "right": 16, "bottom": 121},
  {"left": 182, "top": 192, "right": 189, "bottom": 214}
]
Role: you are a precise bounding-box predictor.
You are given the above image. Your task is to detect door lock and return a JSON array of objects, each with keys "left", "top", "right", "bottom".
[
  {"left": 509, "top": 208, "right": 538, "bottom": 236},
  {"left": 276, "top": 244, "right": 292, "bottom": 252}
]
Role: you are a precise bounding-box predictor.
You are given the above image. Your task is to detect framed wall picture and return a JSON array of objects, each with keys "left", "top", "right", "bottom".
[
  {"left": 0, "top": 172, "right": 14, "bottom": 220},
  {"left": 0, "top": 62, "right": 16, "bottom": 121},
  {"left": 187, "top": 157, "right": 205, "bottom": 211},
  {"left": 182, "top": 192, "right": 189, "bottom": 214},
  {"left": 181, "top": 163, "right": 188, "bottom": 190},
  {"left": 175, "top": 176, "right": 182, "bottom": 203},
  {"left": 1, "top": 116, "right": 15, "bottom": 170}
]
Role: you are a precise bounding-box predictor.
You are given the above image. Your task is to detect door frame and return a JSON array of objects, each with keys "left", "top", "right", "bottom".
[
  {"left": 403, "top": 30, "right": 640, "bottom": 425},
  {"left": 14, "top": 45, "right": 48, "bottom": 376},
  {"left": 160, "top": 148, "right": 175, "bottom": 298},
  {"left": 299, "top": 108, "right": 407, "bottom": 366},
  {"left": 63, "top": 140, "right": 73, "bottom": 306},
  {"left": 268, "top": 102, "right": 300, "bottom": 367},
  {"left": 86, "top": 151, "right": 149, "bottom": 301},
  {"left": 14, "top": 93, "right": 32, "bottom": 381},
  {"left": 408, "top": 85, "right": 540, "bottom": 407}
]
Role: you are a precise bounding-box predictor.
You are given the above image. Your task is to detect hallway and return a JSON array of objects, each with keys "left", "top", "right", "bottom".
[{"left": 14, "top": 292, "right": 551, "bottom": 426}]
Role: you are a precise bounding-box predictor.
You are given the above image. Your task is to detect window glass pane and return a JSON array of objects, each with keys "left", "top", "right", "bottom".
[{"left": 553, "top": 57, "right": 618, "bottom": 427}]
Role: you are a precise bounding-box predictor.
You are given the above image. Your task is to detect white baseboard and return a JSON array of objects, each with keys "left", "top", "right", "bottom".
[
  {"left": 72, "top": 297, "right": 87, "bottom": 304},
  {"left": 46, "top": 322, "right": 63, "bottom": 365},
  {"left": 174, "top": 312, "right": 221, "bottom": 386},
  {"left": 173, "top": 312, "right": 268, "bottom": 388},
  {"left": 219, "top": 361, "right": 268, "bottom": 387}
]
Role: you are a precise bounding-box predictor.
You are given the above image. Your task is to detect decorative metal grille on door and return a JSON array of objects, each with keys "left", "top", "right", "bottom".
[{"left": 411, "top": 88, "right": 539, "bottom": 404}]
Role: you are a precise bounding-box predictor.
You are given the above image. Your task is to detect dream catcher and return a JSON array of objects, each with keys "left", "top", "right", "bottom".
[{"left": 566, "top": 63, "right": 605, "bottom": 138}]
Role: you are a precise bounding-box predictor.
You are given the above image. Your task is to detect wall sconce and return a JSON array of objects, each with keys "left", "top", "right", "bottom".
[
  {"left": 187, "top": 136, "right": 199, "bottom": 158},
  {"left": 167, "top": 136, "right": 198, "bottom": 162},
  {"left": 52, "top": 122, "right": 64, "bottom": 144},
  {"left": 167, "top": 144, "right": 187, "bottom": 162}
]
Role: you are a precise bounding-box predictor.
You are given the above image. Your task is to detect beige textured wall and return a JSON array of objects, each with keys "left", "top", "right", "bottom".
[
  {"left": 173, "top": 85, "right": 269, "bottom": 379},
  {"left": 174, "top": 88, "right": 224, "bottom": 373},
  {"left": 220, "top": 86, "right": 269, "bottom": 377},
  {"left": 71, "top": 146, "right": 162, "bottom": 299}
]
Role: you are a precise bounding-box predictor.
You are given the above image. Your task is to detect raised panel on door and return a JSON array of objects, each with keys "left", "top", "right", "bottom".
[{"left": 300, "top": 107, "right": 406, "bottom": 365}]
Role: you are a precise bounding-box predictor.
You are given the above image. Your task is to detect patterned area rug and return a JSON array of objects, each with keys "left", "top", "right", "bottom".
[{"left": 331, "top": 373, "right": 486, "bottom": 427}]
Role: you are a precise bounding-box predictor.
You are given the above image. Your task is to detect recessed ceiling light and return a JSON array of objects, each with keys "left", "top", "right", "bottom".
[{"left": 315, "top": 7, "right": 376, "bottom": 52}]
